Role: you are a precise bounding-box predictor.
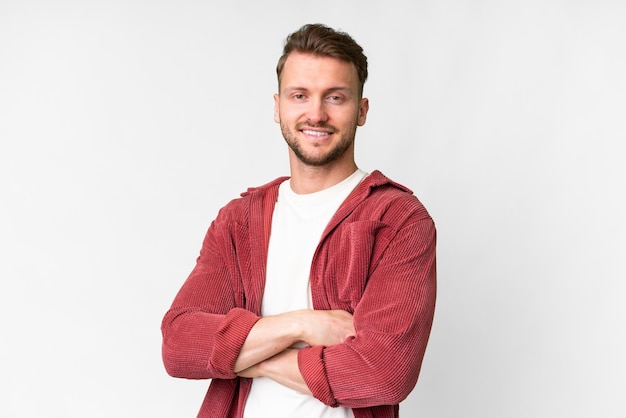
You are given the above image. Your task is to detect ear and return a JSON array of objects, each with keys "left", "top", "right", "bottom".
[
  {"left": 273, "top": 93, "right": 280, "bottom": 123},
  {"left": 357, "top": 97, "right": 369, "bottom": 126}
]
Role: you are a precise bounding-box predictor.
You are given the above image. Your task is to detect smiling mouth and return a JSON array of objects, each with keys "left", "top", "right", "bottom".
[
  {"left": 298, "top": 122, "right": 335, "bottom": 139},
  {"left": 301, "top": 129, "right": 332, "bottom": 138}
]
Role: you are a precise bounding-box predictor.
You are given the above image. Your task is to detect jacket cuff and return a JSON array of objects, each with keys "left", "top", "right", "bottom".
[
  {"left": 298, "top": 345, "right": 337, "bottom": 406},
  {"left": 208, "top": 308, "right": 260, "bottom": 378}
]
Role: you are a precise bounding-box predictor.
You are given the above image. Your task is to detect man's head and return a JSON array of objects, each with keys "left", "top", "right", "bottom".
[
  {"left": 273, "top": 24, "right": 370, "bottom": 175},
  {"left": 276, "top": 24, "right": 368, "bottom": 98}
]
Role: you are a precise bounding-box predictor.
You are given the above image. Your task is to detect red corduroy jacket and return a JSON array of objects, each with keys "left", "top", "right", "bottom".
[{"left": 161, "top": 170, "right": 437, "bottom": 418}]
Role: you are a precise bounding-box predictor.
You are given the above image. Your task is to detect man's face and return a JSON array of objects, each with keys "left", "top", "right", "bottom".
[{"left": 274, "top": 52, "right": 369, "bottom": 167}]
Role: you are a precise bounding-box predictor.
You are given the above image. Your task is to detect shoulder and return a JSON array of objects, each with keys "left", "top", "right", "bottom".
[
  {"left": 240, "top": 176, "right": 290, "bottom": 197},
  {"left": 357, "top": 170, "right": 432, "bottom": 223},
  {"left": 214, "top": 176, "right": 289, "bottom": 222}
]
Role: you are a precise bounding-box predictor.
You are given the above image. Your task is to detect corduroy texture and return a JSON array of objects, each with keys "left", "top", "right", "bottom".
[{"left": 161, "top": 170, "right": 436, "bottom": 418}]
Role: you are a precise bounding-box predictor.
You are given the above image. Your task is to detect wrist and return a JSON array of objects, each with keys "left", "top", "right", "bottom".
[
  {"left": 262, "top": 348, "right": 299, "bottom": 378},
  {"left": 280, "top": 310, "right": 309, "bottom": 344}
]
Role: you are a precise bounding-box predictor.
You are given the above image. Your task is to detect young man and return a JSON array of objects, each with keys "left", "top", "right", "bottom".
[{"left": 161, "top": 23, "right": 437, "bottom": 418}]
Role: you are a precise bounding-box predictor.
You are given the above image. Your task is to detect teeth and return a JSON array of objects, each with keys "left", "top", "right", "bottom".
[{"left": 302, "top": 130, "right": 329, "bottom": 137}]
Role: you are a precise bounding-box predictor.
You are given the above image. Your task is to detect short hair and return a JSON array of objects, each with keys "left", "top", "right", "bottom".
[{"left": 276, "top": 23, "right": 368, "bottom": 96}]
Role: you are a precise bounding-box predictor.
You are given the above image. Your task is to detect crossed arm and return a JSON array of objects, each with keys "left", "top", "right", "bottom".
[
  {"left": 233, "top": 309, "right": 355, "bottom": 394},
  {"left": 163, "top": 208, "right": 436, "bottom": 407}
]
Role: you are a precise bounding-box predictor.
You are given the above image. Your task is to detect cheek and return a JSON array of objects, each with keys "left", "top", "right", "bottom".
[
  {"left": 276, "top": 107, "right": 301, "bottom": 124},
  {"left": 342, "top": 110, "right": 363, "bottom": 128}
]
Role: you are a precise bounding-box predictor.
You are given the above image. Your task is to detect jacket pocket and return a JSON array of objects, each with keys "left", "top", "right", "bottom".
[{"left": 324, "top": 220, "right": 395, "bottom": 308}]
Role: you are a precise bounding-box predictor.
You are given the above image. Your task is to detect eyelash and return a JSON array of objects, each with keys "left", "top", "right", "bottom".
[{"left": 292, "top": 94, "right": 344, "bottom": 103}]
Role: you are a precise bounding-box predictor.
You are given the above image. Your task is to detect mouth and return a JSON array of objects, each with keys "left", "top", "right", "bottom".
[
  {"left": 298, "top": 125, "right": 334, "bottom": 140},
  {"left": 302, "top": 129, "right": 331, "bottom": 137}
]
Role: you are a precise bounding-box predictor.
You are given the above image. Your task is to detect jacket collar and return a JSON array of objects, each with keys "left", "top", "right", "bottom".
[
  {"left": 244, "top": 170, "right": 413, "bottom": 246},
  {"left": 240, "top": 170, "right": 412, "bottom": 199}
]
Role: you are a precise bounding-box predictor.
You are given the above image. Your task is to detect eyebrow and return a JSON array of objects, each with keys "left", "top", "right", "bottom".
[{"left": 282, "top": 86, "right": 353, "bottom": 95}]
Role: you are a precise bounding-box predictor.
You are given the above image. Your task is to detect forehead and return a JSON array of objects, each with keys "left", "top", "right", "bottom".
[{"left": 280, "top": 52, "right": 359, "bottom": 91}]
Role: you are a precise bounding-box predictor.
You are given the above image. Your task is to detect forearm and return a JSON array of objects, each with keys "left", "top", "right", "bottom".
[
  {"left": 233, "top": 312, "right": 301, "bottom": 373},
  {"left": 238, "top": 349, "right": 311, "bottom": 395},
  {"left": 234, "top": 308, "right": 355, "bottom": 373}
]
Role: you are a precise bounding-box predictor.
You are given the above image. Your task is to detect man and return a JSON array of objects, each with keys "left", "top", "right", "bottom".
[{"left": 161, "top": 23, "right": 436, "bottom": 418}]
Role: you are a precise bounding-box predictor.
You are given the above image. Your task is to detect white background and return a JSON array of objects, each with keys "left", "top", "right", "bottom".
[{"left": 1, "top": 1, "right": 625, "bottom": 417}]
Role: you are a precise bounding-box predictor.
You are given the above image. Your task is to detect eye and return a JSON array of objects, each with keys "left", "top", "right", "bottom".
[
  {"left": 327, "top": 95, "right": 344, "bottom": 103},
  {"left": 292, "top": 93, "right": 306, "bottom": 101}
]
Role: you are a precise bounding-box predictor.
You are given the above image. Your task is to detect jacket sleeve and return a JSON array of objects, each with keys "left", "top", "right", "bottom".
[
  {"left": 298, "top": 215, "right": 437, "bottom": 408},
  {"left": 161, "top": 217, "right": 260, "bottom": 380}
]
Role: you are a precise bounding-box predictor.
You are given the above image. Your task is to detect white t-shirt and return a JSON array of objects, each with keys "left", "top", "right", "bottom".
[{"left": 243, "top": 169, "right": 368, "bottom": 418}]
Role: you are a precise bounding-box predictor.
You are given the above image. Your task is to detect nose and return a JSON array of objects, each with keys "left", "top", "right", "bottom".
[{"left": 305, "top": 98, "right": 328, "bottom": 124}]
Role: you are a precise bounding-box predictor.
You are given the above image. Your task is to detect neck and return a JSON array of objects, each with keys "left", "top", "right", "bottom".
[{"left": 288, "top": 153, "right": 358, "bottom": 195}]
